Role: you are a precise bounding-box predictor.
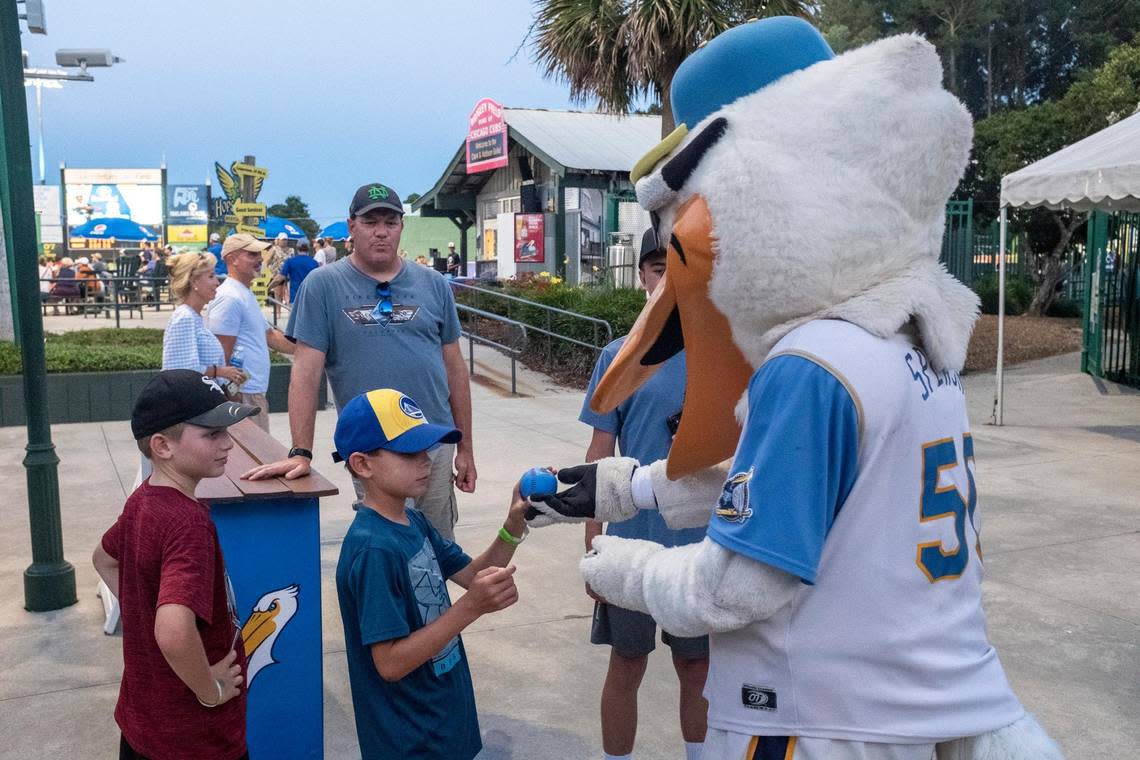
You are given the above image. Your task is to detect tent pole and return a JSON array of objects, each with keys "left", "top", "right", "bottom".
[{"left": 994, "top": 206, "right": 1007, "bottom": 426}]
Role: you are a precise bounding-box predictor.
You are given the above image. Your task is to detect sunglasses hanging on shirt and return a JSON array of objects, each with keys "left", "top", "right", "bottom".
[{"left": 371, "top": 282, "right": 394, "bottom": 321}]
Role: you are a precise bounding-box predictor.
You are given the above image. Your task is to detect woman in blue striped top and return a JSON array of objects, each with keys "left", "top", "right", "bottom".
[{"left": 162, "top": 252, "right": 246, "bottom": 385}]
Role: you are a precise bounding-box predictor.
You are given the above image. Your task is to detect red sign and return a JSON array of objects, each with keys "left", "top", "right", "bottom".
[
  {"left": 466, "top": 98, "right": 508, "bottom": 174},
  {"left": 514, "top": 213, "right": 545, "bottom": 263}
]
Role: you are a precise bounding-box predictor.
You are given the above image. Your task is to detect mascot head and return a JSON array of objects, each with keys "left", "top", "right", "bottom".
[{"left": 593, "top": 17, "right": 977, "bottom": 478}]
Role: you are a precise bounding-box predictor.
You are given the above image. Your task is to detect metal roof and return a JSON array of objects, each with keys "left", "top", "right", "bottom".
[
  {"left": 414, "top": 109, "right": 662, "bottom": 214},
  {"left": 503, "top": 109, "right": 662, "bottom": 173}
]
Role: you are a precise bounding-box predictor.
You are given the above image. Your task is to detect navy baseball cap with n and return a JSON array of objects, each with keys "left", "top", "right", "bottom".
[
  {"left": 349, "top": 183, "right": 404, "bottom": 217},
  {"left": 333, "top": 389, "right": 461, "bottom": 463},
  {"left": 131, "top": 369, "right": 260, "bottom": 440}
]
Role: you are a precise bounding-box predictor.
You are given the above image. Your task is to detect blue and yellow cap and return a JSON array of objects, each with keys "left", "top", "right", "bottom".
[{"left": 332, "top": 389, "right": 461, "bottom": 462}]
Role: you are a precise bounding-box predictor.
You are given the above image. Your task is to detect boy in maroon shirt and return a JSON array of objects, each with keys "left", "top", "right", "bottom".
[{"left": 93, "top": 369, "right": 261, "bottom": 760}]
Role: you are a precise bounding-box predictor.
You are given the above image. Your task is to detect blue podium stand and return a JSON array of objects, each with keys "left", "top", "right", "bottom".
[{"left": 197, "top": 419, "right": 338, "bottom": 760}]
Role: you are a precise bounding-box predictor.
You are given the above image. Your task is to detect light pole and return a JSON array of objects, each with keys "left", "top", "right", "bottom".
[
  {"left": 22, "top": 73, "right": 61, "bottom": 183},
  {"left": 3, "top": 0, "right": 122, "bottom": 611}
]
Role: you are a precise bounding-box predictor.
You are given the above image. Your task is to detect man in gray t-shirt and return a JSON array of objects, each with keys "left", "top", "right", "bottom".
[{"left": 244, "top": 182, "right": 476, "bottom": 538}]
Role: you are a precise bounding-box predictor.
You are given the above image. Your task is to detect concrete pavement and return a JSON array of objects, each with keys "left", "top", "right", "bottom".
[{"left": 1, "top": 345, "right": 1137, "bottom": 759}]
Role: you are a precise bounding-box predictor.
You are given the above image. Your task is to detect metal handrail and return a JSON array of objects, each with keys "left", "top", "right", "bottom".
[
  {"left": 448, "top": 280, "right": 614, "bottom": 361},
  {"left": 40, "top": 274, "right": 175, "bottom": 327},
  {"left": 455, "top": 303, "right": 528, "bottom": 395}
]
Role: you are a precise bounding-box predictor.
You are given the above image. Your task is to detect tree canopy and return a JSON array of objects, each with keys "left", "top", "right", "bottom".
[
  {"left": 529, "top": 0, "right": 812, "bottom": 136},
  {"left": 267, "top": 195, "right": 320, "bottom": 241}
]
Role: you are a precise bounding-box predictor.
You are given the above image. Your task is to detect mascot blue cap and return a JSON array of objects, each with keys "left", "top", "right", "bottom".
[
  {"left": 671, "top": 16, "right": 834, "bottom": 129},
  {"left": 630, "top": 17, "right": 835, "bottom": 183}
]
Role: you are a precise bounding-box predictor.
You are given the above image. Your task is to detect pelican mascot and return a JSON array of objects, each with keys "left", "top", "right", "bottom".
[
  {"left": 241, "top": 583, "right": 300, "bottom": 686},
  {"left": 526, "top": 17, "right": 1063, "bottom": 760}
]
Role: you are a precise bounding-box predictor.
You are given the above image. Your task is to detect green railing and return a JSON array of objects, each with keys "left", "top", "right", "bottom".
[{"left": 1083, "top": 210, "right": 1140, "bottom": 389}]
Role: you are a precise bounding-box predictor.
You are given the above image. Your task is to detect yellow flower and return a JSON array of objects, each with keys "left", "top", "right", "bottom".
[{"left": 551, "top": 277, "right": 563, "bottom": 285}]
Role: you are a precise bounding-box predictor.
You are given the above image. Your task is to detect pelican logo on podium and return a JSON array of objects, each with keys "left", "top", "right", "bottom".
[{"left": 241, "top": 584, "right": 300, "bottom": 686}]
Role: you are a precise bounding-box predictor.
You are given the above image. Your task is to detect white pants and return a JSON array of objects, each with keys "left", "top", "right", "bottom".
[{"left": 702, "top": 729, "right": 938, "bottom": 760}]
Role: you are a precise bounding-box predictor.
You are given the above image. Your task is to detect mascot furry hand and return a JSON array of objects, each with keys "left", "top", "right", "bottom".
[{"left": 526, "top": 17, "right": 1064, "bottom": 759}]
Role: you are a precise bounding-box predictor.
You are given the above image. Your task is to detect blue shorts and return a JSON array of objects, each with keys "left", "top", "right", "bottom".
[{"left": 590, "top": 601, "right": 709, "bottom": 660}]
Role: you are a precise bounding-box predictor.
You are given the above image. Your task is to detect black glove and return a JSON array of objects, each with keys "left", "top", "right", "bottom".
[{"left": 523, "top": 463, "right": 598, "bottom": 522}]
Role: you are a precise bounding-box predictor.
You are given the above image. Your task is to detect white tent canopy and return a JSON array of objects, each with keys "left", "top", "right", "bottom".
[
  {"left": 993, "top": 108, "right": 1140, "bottom": 424},
  {"left": 1001, "top": 110, "right": 1140, "bottom": 212}
]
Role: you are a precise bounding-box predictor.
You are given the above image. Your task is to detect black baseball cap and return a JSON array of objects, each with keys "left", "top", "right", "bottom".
[
  {"left": 131, "top": 369, "right": 260, "bottom": 440},
  {"left": 639, "top": 227, "right": 665, "bottom": 267},
  {"left": 349, "top": 183, "right": 404, "bottom": 218}
]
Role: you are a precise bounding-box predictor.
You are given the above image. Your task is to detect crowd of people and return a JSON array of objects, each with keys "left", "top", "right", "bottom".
[{"left": 93, "top": 180, "right": 686, "bottom": 760}]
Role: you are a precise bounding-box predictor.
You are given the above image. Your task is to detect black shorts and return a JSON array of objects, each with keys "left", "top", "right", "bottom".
[{"left": 590, "top": 601, "right": 709, "bottom": 660}]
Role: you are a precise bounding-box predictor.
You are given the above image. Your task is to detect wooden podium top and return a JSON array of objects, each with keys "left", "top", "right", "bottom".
[{"left": 196, "top": 418, "right": 340, "bottom": 504}]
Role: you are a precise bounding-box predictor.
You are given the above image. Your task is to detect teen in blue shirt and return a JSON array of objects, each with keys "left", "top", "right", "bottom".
[{"left": 578, "top": 230, "right": 709, "bottom": 760}]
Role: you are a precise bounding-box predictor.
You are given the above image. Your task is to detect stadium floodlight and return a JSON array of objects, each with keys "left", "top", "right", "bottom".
[
  {"left": 54, "top": 49, "right": 123, "bottom": 75},
  {"left": 19, "top": 0, "right": 48, "bottom": 34}
]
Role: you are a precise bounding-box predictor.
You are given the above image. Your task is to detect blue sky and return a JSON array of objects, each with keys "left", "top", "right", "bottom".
[{"left": 20, "top": 1, "right": 580, "bottom": 226}]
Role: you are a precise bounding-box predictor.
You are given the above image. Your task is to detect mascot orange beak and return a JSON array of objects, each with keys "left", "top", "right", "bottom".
[{"left": 590, "top": 195, "right": 751, "bottom": 478}]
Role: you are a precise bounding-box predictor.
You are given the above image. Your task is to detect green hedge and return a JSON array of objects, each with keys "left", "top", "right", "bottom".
[
  {"left": 0, "top": 328, "right": 288, "bottom": 375},
  {"left": 0, "top": 329, "right": 165, "bottom": 374},
  {"left": 971, "top": 273, "right": 1036, "bottom": 316}
]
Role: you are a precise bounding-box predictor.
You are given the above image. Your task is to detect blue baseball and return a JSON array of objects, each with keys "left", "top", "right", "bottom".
[{"left": 519, "top": 468, "right": 558, "bottom": 499}]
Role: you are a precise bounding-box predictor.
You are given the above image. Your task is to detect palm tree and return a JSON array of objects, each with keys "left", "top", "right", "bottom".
[{"left": 531, "top": 0, "right": 813, "bottom": 136}]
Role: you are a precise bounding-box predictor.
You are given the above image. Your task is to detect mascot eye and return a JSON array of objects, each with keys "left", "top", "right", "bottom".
[
  {"left": 661, "top": 117, "right": 729, "bottom": 192},
  {"left": 268, "top": 601, "right": 278, "bottom": 611}
]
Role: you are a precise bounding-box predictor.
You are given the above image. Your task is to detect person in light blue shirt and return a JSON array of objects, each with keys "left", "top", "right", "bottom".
[
  {"left": 205, "top": 233, "right": 295, "bottom": 432},
  {"left": 578, "top": 229, "right": 709, "bottom": 760}
]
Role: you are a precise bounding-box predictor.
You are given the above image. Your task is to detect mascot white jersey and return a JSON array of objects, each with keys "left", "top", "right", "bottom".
[{"left": 525, "top": 16, "right": 1065, "bottom": 760}]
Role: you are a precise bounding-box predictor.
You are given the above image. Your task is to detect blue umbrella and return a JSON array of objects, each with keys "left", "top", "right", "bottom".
[
  {"left": 319, "top": 220, "right": 349, "bottom": 240},
  {"left": 261, "top": 215, "right": 307, "bottom": 240},
  {"left": 70, "top": 217, "right": 158, "bottom": 241}
]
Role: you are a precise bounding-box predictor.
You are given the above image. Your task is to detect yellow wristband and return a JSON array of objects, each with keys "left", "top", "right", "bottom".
[{"left": 497, "top": 526, "right": 524, "bottom": 547}]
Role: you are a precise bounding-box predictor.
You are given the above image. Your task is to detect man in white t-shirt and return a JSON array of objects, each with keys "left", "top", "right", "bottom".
[
  {"left": 206, "top": 233, "right": 296, "bottom": 431},
  {"left": 315, "top": 238, "right": 338, "bottom": 266}
]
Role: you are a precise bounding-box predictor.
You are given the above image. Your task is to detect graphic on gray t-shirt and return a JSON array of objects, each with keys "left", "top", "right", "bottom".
[{"left": 286, "top": 258, "right": 461, "bottom": 426}]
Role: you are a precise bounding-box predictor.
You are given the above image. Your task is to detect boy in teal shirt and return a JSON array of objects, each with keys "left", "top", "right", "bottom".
[{"left": 333, "top": 388, "right": 529, "bottom": 759}]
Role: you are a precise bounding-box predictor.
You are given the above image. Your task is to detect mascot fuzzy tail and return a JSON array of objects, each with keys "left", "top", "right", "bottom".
[{"left": 527, "top": 16, "right": 1065, "bottom": 760}]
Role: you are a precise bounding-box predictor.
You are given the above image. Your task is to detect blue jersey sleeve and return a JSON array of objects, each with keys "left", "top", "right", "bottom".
[
  {"left": 579, "top": 347, "right": 620, "bottom": 435},
  {"left": 350, "top": 548, "right": 411, "bottom": 645},
  {"left": 706, "top": 354, "right": 860, "bottom": 584}
]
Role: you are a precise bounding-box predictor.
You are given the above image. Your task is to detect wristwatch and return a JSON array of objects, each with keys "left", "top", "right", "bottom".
[{"left": 288, "top": 447, "right": 313, "bottom": 460}]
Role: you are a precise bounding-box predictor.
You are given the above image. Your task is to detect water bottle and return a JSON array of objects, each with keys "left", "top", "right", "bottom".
[{"left": 226, "top": 347, "right": 246, "bottom": 399}]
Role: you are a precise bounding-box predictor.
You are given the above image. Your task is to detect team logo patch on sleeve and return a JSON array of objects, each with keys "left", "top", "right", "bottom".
[{"left": 716, "top": 468, "right": 754, "bottom": 523}]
